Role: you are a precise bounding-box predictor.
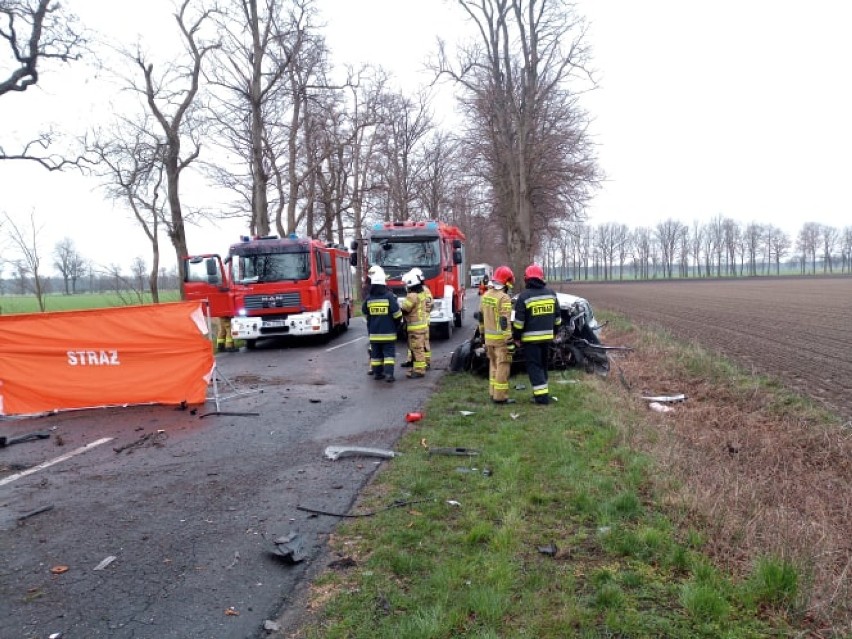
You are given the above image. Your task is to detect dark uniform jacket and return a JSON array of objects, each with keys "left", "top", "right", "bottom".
[
  {"left": 512, "top": 279, "right": 561, "bottom": 343},
  {"left": 362, "top": 285, "right": 403, "bottom": 342}
]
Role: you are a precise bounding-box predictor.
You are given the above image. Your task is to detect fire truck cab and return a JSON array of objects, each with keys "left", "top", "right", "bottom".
[
  {"left": 183, "top": 234, "right": 353, "bottom": 349},
  {"left": 355, "top": 220, "right": 466, "bottom": 339}
]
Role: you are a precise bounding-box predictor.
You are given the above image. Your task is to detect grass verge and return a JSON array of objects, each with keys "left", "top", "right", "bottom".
[{"left": 285, "top": 312, "right": 852, "bottom": 637}]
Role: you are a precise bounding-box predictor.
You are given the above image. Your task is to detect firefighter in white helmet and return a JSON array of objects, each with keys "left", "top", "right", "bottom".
[
  {"left": 364, "top": 265, "right": 383, "bottom": 375},
  {"left": 362, "top": 266, "right": 403, "bottom": 382},
  {"left": 401, "top": 267, "right": 433, "bottom": 370},
  {"left": 400, "top": 269, "right": 430, "bottom": 378}
]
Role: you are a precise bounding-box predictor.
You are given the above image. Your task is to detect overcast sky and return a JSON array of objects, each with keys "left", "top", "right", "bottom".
[{"left": 2, "top": 0, "right": 851, "bottom": 274}]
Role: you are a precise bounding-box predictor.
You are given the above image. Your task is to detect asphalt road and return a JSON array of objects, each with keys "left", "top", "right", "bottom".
[{"left": 0, "top": 296, "right": 475, "bottom": 639}]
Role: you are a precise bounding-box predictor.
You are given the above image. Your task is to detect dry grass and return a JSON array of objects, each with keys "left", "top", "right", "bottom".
[{"left": 594, "top": 319, "right": 852, "bottom": 633}]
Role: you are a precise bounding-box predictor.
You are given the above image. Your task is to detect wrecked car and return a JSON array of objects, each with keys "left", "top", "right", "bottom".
[{"left": 450, "top": 292, "right": 627, "bottom": 376}]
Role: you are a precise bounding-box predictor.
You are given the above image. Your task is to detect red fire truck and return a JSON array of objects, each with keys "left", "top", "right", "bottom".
[
  {"left": 354, "top": 220, "right": 466, "bottom": 339},
  {"left": 183, "top": 234, "right": 353, "bottom": 349}
]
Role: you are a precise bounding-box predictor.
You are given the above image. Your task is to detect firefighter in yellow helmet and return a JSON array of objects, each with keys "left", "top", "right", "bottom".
[
  {"left": 400, "top": 268, "right": 430, "bottom": 378},
  {"left": 479, "top": 265, "right": 516, "bottom": 404}
]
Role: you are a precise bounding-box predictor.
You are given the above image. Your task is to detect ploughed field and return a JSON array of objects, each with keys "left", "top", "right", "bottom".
[{"left": 565, "top": 276, "right": 852, "bottom": 421}]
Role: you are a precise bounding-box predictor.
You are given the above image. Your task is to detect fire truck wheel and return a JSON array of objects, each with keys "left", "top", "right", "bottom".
[
  {"left": 342, "top": 309, "right": 350, "bottom": 331},
  {"left": 245, "top": 339, "right": 257, "bottom": 350},
  {"left": 454, "top": 305, "right": 464, "bottom": 328}
]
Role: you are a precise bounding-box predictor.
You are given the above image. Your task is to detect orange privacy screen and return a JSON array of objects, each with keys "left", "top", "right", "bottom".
[{"left": 0, "top": 301, "right": 214, "bottom": 416}]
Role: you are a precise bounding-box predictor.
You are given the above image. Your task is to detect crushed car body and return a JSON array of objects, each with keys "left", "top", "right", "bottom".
[{"left": 450, "top": 292, "right": 629, "bottom": 377}]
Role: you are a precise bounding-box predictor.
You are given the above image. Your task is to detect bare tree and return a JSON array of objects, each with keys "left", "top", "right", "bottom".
[
  {"left": 797, "top": 222, "right": 820, "bottom": 274},
  {"left": 3, "top": 210, "right": 46, "bottom": 310},
  {"left": 439, "top": 0, "right": 599, "bottom": 278},
  {"left": 416, "top": 130, "right": 460, "bottom": 218},
  {"left": 0, "top": 0, "right": 87, "bottom": 169},
  {"left": 88, "top": 122, "right": 168, "bottom": 302},
  {"left": 820, "top": 224, "right": 839, "bottom": 273},
  {"left": 377, "top": 89, "right": 433, "bottom": 222},
  {"left": 743, "top": 222, "right": 763, "bottom": 276},
  {"left": 53, "top": 236, "right": 85, "bottom": 294},
  {"left": 125, "top": 0, "right": 217, "bottom": 297},
  {"left": 769, "top": 229, "right": 790, "bottom": 275},
  {"left": 655, "top": 218, "right": 683, "bottom": 278}
]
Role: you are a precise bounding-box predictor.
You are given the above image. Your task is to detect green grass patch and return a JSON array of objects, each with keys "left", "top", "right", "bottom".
[
  {"left": 298, "top": 370, "right": 791, "bottom": 638},
  {"left": 0, "top": 291, "right": 181, "bottom": 314}
]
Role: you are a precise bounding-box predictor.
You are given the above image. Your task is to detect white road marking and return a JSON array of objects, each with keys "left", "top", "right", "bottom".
[
  {"left": 325, "top": 336, "right": 366, "bottom": 352},
  {"left": 0, "top": 437, "right": 114, "bottom": 487}
]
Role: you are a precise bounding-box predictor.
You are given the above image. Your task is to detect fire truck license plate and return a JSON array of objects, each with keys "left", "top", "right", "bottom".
[{"left": 264, "top": 320, "right": 288, "bottom": 328}]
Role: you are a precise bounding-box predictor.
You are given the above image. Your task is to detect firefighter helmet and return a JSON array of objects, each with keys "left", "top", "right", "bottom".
[
  {"left": 402, "top": 269, "right": 421, "bottom": 289},
  {"left": 410, "top": 267, "right": 425, "bottom": 283},
  {"left": 524, "top": 263, "right": 545, "bottom": 281},
  {"left": 370, "top": 266, "right": 387, "bottom": 285},
  {"left": 367, "top": 264, "right": 382, "bottom": 278},
  {"left": 492, "top": 265, "right": 514, "bottom": 287}
]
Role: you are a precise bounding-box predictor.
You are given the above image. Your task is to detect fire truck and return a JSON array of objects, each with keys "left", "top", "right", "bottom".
[
  {"left": 183, "top": 234, "right": 353, "bottom": 349},
  {"left": 354, "top": 220, "right": 466, "bottom": 339}
]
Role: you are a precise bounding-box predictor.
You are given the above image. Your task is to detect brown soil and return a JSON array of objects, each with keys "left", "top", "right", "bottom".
[
  {"left": 563, "top": 276, "right": 852, "bottom": 633},
  {"left": 566, "top": 276, "right": 852, "bottom": 422}
]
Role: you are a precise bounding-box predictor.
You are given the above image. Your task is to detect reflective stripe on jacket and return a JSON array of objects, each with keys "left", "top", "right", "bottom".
[
  {"left": 362, "top": 287, "right": 402, "bottom": 342},
  {"left": 401, "top": 289, "right": 429, "bottom": 332},
  {"left": 480, "top": 288, "right": 512, "bottom": 343},
  {"left": 512, "top": 282, "right": 561, "bottom": 343}
]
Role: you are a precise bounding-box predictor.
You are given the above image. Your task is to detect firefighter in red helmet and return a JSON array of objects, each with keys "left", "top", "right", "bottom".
[
  {"left": 512, "top": 264, "right": 561, "bottom": 405},
  {"left": 479, "top": 265, "right": 516, "bottom": 404}
]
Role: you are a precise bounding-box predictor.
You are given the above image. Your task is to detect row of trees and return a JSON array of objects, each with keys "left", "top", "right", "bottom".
[
  {"left": 2, "top": 0, "right": 599, "bottom": 304},
  {"left": 540, "top": 217, "right": 852, "bottom": 281}
]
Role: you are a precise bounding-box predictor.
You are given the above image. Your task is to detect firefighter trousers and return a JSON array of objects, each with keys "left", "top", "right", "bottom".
[
  {"left": 370, "top": 341, "right": 396, "bottom": 379},
  {"left": 523, "top": 341, "right": 550, "bottom": 404},
  {"left": 408, "top": 330, "right": 427, "bottom": 373},
  {"left": 485, "top": 343, "right": 511, "bottom": 401}
]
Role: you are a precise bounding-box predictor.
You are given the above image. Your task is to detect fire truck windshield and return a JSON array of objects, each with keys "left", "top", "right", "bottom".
[
  {"left": 233, "top": 251, "right": 311, "bottom": 283},
  {"left": 370, "top": 238, "right": 440, "bottom": 270}
]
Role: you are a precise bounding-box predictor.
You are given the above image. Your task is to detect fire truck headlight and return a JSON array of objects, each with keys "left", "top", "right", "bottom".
[{"left": 237, "top": 308, "right": 247, "bottom": 317}]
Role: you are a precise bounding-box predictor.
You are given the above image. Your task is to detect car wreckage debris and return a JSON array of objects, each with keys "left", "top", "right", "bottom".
[
  {"left": 0, "top": 429, "right": 52, "bottom": 448},
  {"left": 270, "top": 532, "right": 307, "bottom": 564},
  {"left": 323, "top": 446, "right": 400, "bottom": 461},
  {"left": 297, "top": 498, "right": 432, "bottom": 519},
  {"left": 428, "top": 447, "right": 480, "bottom": 457},
  {"left": 17, "top": 504, "right": 54, "bottom": 523},
  {"left": 641, "top": 393, "right": 687, "bottom": 403}
]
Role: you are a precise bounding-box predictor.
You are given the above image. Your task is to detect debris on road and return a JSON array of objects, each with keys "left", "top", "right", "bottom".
[
  {"left": 405, "top": 411, "right": 423, "bottom": 422},
  {"left": 537, "top": 543, "right": 558, "bottom": 557},
  {"left": 263, "top": 620, "right": 281, "bottom": 632},
  {"left": 50, "top": 565, "right": 69, "bottom": 575},
  {"left": 0, "top": 429, "right": 52, "bottom": 448},
  {"left": 446, "top": 500, "right": 461, "bottom": 507},
  {"left": 641, "top": 393, "right": 687, "bottom": 403},
  {"left": 297, "top": 498, "right": 431, "bottom": 519},
  {"left": 93, "top": 556, "right": 117, "bottom": 571},
  {"left": 199, "top": 411, "right": 261, "bottom": 418},
  {"left": 459, "top": 410, "right": 475, "bottom": 416},
  {"left": 428, "top": 447, "right": 479, "bottom": 457},
  {"left": 16, "top": 504, "right": 54, "bottom": 523},
  {"left": 113, "top": 431, "right": 167, "bottom": 454},
  {"left": 324, "top": 446, "right": 400, "bottom": 461},
  {"left": 225, "top": 607, "right": 240, "bottom": 616},
  {"left": 270, "top": 532, "right": 307, "bottom": 564}
]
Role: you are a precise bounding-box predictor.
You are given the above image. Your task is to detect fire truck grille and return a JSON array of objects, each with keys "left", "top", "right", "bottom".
[{"left": 244, "top": 292, "right": 301, "bottom": 310}]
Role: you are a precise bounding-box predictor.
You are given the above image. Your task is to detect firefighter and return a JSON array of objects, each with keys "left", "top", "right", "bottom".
[
  {"left": 400, "top": 269, "right": 430, "bottom": 378},
  {"left": 401, "top": 267, "right": 433, "bottom": 370},
  {"left": 512, "top": 264, "right": 561, "bottom": 405},
  {"left": 362, "top": 266, "right": 403, "bottom": 382},
  {"left": 479, "top": 266, "right": 516, "bottom": 404},
  {"left": 216, "top": 317, "right": 236, "bottom": 352},
  {"left": 364, "top": 265, "right": 380, "bottom": 376},
  {"left": 478, "top": 274, "right": 489, "bottom": 296}
]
